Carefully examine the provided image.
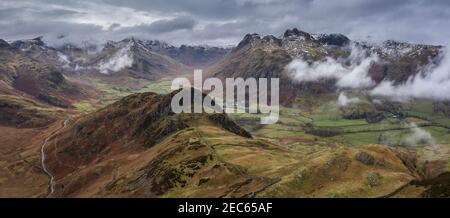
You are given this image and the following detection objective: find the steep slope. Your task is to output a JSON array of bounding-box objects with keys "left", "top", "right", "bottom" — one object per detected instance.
[
  {"left": 10, "top": 37, "right": 76, "bottom": 69},
  {"left": 38, "top": 89, "right": 423, "bottom": 197},
  {"left": 369, "top": 40, "right": 441, "bottom": 84},
  {"left": 0, "top": 39, "right": 92, "bottom": 109},
  {"left": 89, "top": 38, "right": 191, "bottom": 80},
  {"left": 142, "top": 40, "right": 231, "bottom": 67},
  {"left": 43, "top": 89, "right": 267, "bottom": 197},
  {"left": 0, "top": 38, "right": 99, "bottom": 131},
  {"left": 0, "top": 94, "right": 62, "bottom": 128},
  {"left": 208, "top": 28, "right": 441, "bottom": 105},
  {"left": 0, "top": 120, "right": 67, "bottom": 197},
  {"left": 10, "top": 37, "right": 229, "bottom": 73}
]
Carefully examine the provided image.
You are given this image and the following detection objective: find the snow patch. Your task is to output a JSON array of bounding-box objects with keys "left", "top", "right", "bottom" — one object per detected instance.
[
  {"left": 57, "top": 52, "right": 71, "bottom": 68},
  {"left": 97, "top": 45, "right": 134, "bottom": 74},
  {"left": 371, "top": 46, "right": 450, "bottom": 101},
  {"left": 286, "top": 43, "right": 378, "bottom": 89}
]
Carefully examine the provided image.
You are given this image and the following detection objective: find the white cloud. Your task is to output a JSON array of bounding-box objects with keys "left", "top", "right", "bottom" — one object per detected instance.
[
  {"left": 337, "top": 92, "right": 360, "bottom": 106},
  {"left": 286, "top": 43, "right": 378, "bottom": 89},
  {"left": 97, "top": 45, "right": 134, "bottom": 74},
  {"left": 403, "top": 123, "right": 435, "bottom": 146},
  {"left": 66, "top": 2, "right": 171, "bottom": 30},
  {"left": 371, "top": 46, "right": 450, "bottom": 101},
  {"left": 57, "top": 52, "right": 69, "bottom": 63}
]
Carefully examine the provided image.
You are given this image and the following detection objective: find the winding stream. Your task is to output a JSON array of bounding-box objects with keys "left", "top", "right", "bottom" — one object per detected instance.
[{"left": 40, "top": 119, "right": 68, "bottom": 197}]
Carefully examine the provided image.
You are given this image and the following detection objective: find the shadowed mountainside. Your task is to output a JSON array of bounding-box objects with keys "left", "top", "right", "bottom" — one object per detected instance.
[
  {"left": 39, "top": 89, "right": 423, "bottom": 197},
  {"left": 208, "top": 28, "right": 441, "bottom": 106}
]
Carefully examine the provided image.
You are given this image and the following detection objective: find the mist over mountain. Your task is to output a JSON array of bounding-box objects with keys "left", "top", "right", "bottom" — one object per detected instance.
[
  {"left": 1, "top": 0, "right": 450, "bottom": 199},
  {"left": 286, "top": 39, "right": 450, "bottom": 101},
  {"left": 286, "top": 43, "right": 379, "bottom": 89},
  {"left": 209, "top": 28, "right": 444, "bottom": 106},
  {"left": 4, "top": 26, "right": 448, "bottom": 105},
  {"left": 371, "top": 46, "right": 450, "bottom": 101}
]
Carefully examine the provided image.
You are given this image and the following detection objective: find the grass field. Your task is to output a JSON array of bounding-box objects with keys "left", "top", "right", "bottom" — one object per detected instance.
[
  {"left": 69, "top": 80, "right": 450, "bottom": 185},
  {"left": 230, "top": 94, "right": 450, "bottom": 150},
  {"left": 74, "top": 78, "right": 174, "bottom": 112}
]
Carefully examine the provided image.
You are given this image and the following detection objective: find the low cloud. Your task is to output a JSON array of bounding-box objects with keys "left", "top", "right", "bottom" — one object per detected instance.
[
  {"left": 371, "top": 46, "right": 450, "bottom": 101},
  {"left": 403, "top": 123, "right": 435, "bottom": 146},
  {"left": 56, "top": 51, "right": 71, "bottom": 68},
  {"left": 287, "top": 42, "right": 450, "bottom": 102},
  {"left": 97, "top": 45, "right": 134, "bottom": 74},
  {"left": 145, "top": 16, "right": 196, "bottom": 33},
  {"left": 337, "top": 92, "right": 361, "bottom": 106},
  {"left": 286, "top": 44, "right": 378, "bottom": 89}
]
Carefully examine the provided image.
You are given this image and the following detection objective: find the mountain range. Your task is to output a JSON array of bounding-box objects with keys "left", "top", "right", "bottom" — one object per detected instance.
[
  {"left": 209, "top": 28, "right": 441, "bottom": 105},
  {"left": 0, "top": 28, "right": 449, "bottom": 198}
]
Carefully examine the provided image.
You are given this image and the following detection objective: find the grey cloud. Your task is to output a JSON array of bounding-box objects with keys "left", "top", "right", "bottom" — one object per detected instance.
[
  {"left": 0, "top": 8, "right": 21, "bottom": 20},
  {"left": 0, "top": 20, "right": 105, "bottom": 46},
  {"left": 1, "top": 0, "right": 450, "bottom": 46},
  {"left": 144, "top": 16, "right": 197, "bottom": 33},
  {"left": 108, "top": 23, "right": 121, "bottom": 31},
  {"left": 104, "top": 0, "right": 249, "bottom": 20},
  {"left": 40, "top": 8, "right": 81, "bottom": 17}
]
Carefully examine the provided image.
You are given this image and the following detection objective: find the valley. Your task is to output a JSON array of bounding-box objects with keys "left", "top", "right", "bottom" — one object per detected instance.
[{"left": 0, "top": 28, "right": 449, "bottom": 198}]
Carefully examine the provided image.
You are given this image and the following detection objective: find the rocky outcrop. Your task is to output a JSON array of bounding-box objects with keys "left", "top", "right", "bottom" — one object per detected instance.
[
  {"left": 0, "top": 39, "right": 9, "bottom": 48},
  {"left": 355, "top": 151, "right": 375, "bottom": 165},
  {"left": 0, "top": 39, "right": 85, "bottom": 108},
  {"left": 316, "top": 33, "right": 350, "bottom": 46},
  {"left": 210, "top": 27, "right": 442, "bottom": 106},
  {"left": 283, "top": 28, "right": 314, "bottom": 41}
]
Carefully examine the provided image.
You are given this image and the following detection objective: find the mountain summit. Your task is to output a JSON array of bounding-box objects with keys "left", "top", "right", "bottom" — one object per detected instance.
[{"left": 210, "top": 27, "right": 441, "bottom": 105}]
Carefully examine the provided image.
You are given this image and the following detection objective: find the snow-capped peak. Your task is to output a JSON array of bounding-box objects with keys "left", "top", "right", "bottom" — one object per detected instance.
[{"left": 97, "top": 43, "right": 134, "bottom": 74}]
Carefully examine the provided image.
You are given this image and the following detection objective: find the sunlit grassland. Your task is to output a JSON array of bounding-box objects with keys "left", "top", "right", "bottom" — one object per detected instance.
[
  {"left": 403, "top": 101, "right": 450, "bottom": 126},
  {"left": 81, "top": 78, "right": 173, "bottom": 109},
  {"left": 231, "top": 95, "right": 450, "bottom": 150},
  {"left": 73, "top": 101, "right": 96, "bottom": 112},
  {"left": 0, "top": 94, "right": 66, "bottom": 117}
]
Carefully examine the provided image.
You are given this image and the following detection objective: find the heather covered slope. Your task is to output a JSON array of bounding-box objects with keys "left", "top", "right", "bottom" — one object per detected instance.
[
  {"left": 10, "top": 37, "right": 79, "bottom": 69},
  {"left": 0, "top": 39, "right": 97, "bottom": 129},
  {"left": 43, "top": 89, "right": 254, "bottom": 197},
  {"left": 0, "top": 94, "right": 62, "bottom": 128},
  {"left": 0, "top": 120, "right": 68, "bottom": 197},
  {"left": 89, "top": 38, "right": 192, "bottom": 79},
  {"left": 0, "top": 29, "right": 449, "bottom": 198},
  {"left": 0, "top": 39, "right": 92, "bottom": 109},
  {"left": 37, "top": 90, "right": 424, "bottom": 197}
]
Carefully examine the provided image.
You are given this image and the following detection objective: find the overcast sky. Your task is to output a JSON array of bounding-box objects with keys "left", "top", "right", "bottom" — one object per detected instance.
[{"left": 1, "top": 0, "right": 450, "bottom": 46}]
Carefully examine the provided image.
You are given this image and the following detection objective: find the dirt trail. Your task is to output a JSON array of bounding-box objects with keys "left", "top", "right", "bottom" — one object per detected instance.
[{"left": 40, "top": 119, "right": 69, "bottom": 197}]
